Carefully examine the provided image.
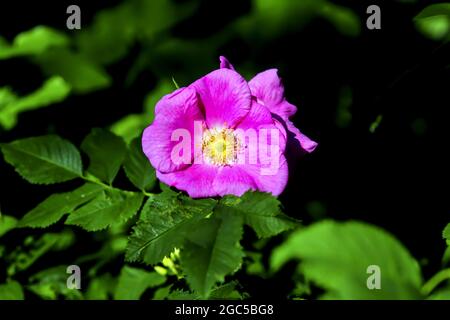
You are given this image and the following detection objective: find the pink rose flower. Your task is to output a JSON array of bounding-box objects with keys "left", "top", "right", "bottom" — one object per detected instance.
[{"left": 142, "top": 56, "right": 317, "bottom": 198}]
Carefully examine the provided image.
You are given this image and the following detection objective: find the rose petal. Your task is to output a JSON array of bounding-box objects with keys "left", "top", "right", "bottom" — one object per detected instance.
[
  {"left": 286, "top": 119, "right": 318, "bottom": 154},
  {"left": 249, "top": 69, "right": 297, "bottom": 119},
  {"left": 191, "top": 68, "right": 251, "bottom": 129},
  {"left": 219, "top": 56, "right": 235, "bottom": 70},
  {"left": 213, "top": 166, "right": 258, "bottom": 197},
  {"left": 236, "top": 100, "right": 287, "bottom": 160},
  {"left": 156, "top": 164, "right": 219, "bottom": 198},
  {"left": 142, "top": 87, "right": 205, "bottom": 173},
  {"left": 237, "top": 153, "right": 288, "bottom": 196}
]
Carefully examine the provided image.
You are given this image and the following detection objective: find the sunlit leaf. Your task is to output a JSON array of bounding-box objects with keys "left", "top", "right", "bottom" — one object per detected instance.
[
  {"left": 0, "top": 76, "right": 71, "bottom": 130},
  {"left": 271, "top": 220, "right": 423, "bottom": 299},
  {"left": 28, "top": 265, "right": 83, "bottom": 300},
  {"left": 319, "top": 3, "right": 361, "bottom": 37},
  {"left": 428, "top": 287, "right": 450, "bottom": 300},
  {"left": 0, "top": 26, "right": 69, "bottom": 60},
  {"left": 7, "top": 231, "right": 75, "bottom": 276},
  {"left": 369, "top": 114, "right": 383, "bottom": 133},
  {"left": 110, "top": 114, "right": 146, "bottom": 144},
  {"left": 444, "top": 223, "right": 450, "bottom": 245},
  {"left": 114, "top": 265, "right": 165, "bottom": 300},
  {"left": 414, "top": 4, "right": 450, "bottom": 41},
  {"left": 36, "top": 48, "right": 111, "bottom": 94},
  {"left": 0, "top": 280, "right": 24, "bottom": 300},
  {"left": 75, "top": 0, "right": 197, "bottom": 66},
  {"left": 85, "top": 273, "right": 116, "bottom": 300},
  {"left": 0, "top": 215, "right": 17, "bottom": 237}
]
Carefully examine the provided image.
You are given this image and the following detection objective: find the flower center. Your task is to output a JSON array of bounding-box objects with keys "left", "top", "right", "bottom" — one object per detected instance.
[{"left": 202, "top": 128, "right": 240, "bottom": 166}]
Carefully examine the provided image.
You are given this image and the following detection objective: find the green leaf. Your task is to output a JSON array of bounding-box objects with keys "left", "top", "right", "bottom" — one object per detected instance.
[
  {"left": 182, "top": 212, "right": 244, "bottom": 298},
  {"left": 369, "top": 114, "right": 383, "bottom": 133},
  {"left": 126, "top": 193, "right": 216, "bottom": 265},
  {"left": 153, "top": 285, "right": 172, "bottom": 300},
  {"left": 7, "top": 231, "right": 75, "bottom": 276},
  {"left": 167, "top": 289, "right": 198, "bottom": 300},
  {"left": 123, "top": 137, "right": 156, "bottom": 191},
  {"left": 271, "top": 220, "right": 423, "bottom": 299},
  {"left": 76, "top": 237, "right": 128, "bottom": 278},
  {"left": 81, "top": 128, "right": 127, "bottom": 184},
  {"left": 414, "top": 4, "right": 450, "bottom": 41},
  {"left": 444, "top": 223, "right": 450, "bottom": 245},
  {"left": 209, "top": 281, "right": 243, "bottom": 300},
  {"left": 0, "top": 26, "right": 69, "bottom": 60},
  {"left": 0, "top": 36, "right": 9, "bottom": 48},
  {"left": 86, "top": 274, "right": 116, "bottom": 300},
  {"left": 1, "top": 135, "right": 83, "bottom": 184},
  {"left": 240, "top": 0, "right": 359, "bottom": 40},
  {"left": 114, "top": 266, "right": 165, "bottom": 300},
  {"left": 319, "top": 3, "right": 361, "bottom": 37},
  {"left": 65, "top": 189, "right": 143, "bottom": 231},
  {"left": 28, "top": 265, "right": 83, "bottom": 300},
  {"left": 18, "top": 183, "right": 104, "bottom": 228},
  {"left": 110, "top": 80, "right": 173, "bottom": 141},
  {"left": 220, "top": 192, "right": 298, "bottom": 238},
  {"left": 75, "top": 0, "right": 197, "bottom": 66},
  {"left": 428, "top": 287, "right": 450, "bottom": 300},
  {"left": 0, "top": 76, "right": 71, "bottom": 130},
  {"left": 75, "top": 2, "right": 136, "bottom": 66},
  {"left": 166, "top": 282, "right": 244, "bottom": 300},
  {"left": 0, "top": 280, "right": 24, "bottom": 300},
  {"left": 246, "top": 252, "right": 266, "bottom": 277},
  {"left": 442, "top": 246, "right": 450, "bottom": 266},
  {"left": 0, "top": 87, "right": 17, "bottom": 110},
  {"left": 110, "top": 114, "right": 147, "bottom": 144},
  {"left": 0, "top": 215, "right": 17, "bottom": 237},
  {"left": 36, "top": 48, "right": 111, "bottom": 94}
]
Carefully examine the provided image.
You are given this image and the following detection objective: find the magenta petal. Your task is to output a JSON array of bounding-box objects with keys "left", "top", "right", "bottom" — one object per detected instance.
[
  {"left": 219, "top": 56, "right": 235, "bottom": 70},
  {"left": 237, "top": 99, "right": 274, "bottom": 130},
  {"left": 286, "top": 119, "right": 318, "bottom": 153},
  {"left": 249, "top": 69, "right": 297, "bottom": 119},
  {"left": 142, "top": 87, "right": 204, "bottom": 174},
  {"left": 213, "top": 166, "right": 258, "bottom": 197},
  {"left": 156, "top": 164, "right": 219, "bottom": 198},
  {"left": 237, "top": 154, "right": 288, "bottom": 196},
  {"left": 155, "top": 87, "right": 190, "bottom": 115},
  {"left": 191, "top": 68, "right": 251, "bottom": 129},
  {"left": 236, "top": 100, "right": 287, "bottom": 155}
]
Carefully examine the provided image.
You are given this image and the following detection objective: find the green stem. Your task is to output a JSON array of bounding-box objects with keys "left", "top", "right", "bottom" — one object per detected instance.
[
  {"left": 421, "top": 268, "right": 450, "bottom": 296},
  {"left": 142, "top": 191, "right": 154, "bottom": 198},
  {"left": 80, "top": 174, "right": 155, "bottom": 199},
  {"left": 80, "top": 174, "right": 113, "bottom": 190}
]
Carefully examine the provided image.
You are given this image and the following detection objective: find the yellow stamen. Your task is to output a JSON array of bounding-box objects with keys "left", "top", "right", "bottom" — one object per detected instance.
[{"left": 202, "top": 128, "right": 240, "bottom": 166}]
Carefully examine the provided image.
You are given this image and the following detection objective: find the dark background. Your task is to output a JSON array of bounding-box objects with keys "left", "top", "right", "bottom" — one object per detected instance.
[{"left": 0, "top": 0, "right": 449, "bottom": 298}]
